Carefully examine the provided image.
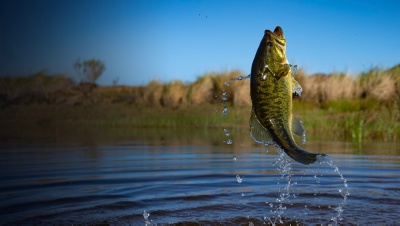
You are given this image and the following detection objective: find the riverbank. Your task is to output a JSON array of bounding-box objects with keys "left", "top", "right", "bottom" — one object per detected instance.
[
  {"left": 1, "top": 65, "right": 399, "bottom": 142},
  {"left": 0, "top": 100, "right": 398, "bottom": 142}
]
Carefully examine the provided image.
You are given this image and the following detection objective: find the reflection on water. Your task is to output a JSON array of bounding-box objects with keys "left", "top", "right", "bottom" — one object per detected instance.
[{"left": 0, "top": 126, "right": 399, "bottom": 225}]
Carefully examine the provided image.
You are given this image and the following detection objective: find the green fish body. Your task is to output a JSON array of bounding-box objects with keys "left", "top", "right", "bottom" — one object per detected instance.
[{"left": 250, "top": 26, "right": 324, "bottom": 165}]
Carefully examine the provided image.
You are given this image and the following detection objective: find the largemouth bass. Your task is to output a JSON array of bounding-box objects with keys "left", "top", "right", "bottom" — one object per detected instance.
[{"left": 250, "top": 26, "right": 325, "bottom": 165}]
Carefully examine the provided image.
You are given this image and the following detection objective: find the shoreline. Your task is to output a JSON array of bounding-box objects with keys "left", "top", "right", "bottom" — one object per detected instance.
[{"left": 1, "top": 102, "right": 398, "bottom": 142}]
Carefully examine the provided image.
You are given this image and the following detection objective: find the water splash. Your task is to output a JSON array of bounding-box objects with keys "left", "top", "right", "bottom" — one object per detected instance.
[
  {"left": 233, "top": 155, "right": 237, "bottom": 161},
  {"left": 236, "top": 175, "right": 243, "bottom": 183},
  {"left": 223, "top": 128, "right": 230, "bottom": 136},
  {"left": 289, "top": 64, "right": 298, "bottom": 75},
  {"left": 317, "top": 155, "right": 350, "bottom": 225},
  {"left": 231, "top": 74, "right": 251, "bottom": 81},
  {"left": 143, "top": 210, "right": 151, "bottom": 226},
  {"left": 265, "top": 148, "right": 294, "bottom": 225},
  {"left": 223, "top": 128, "right": 232, "bottom": 144},
  {"left": 221, "top": 106, "right": 228, "bottom": 116},
  {"left": 222, "top": 90, "right": 228, "bottom": 101},
  {"left": 262, "top": 148, "right": 349, "bottom": 225}
]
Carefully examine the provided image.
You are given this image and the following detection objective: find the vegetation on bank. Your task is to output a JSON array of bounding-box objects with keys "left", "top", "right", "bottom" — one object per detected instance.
[{"left": 0, "top": 64, "right": 399, "bottom": 142}]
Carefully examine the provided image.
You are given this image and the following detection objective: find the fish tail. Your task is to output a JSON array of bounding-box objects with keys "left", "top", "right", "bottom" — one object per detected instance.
[{"left": 284, "top": 147, "right": 325, "bottom": 165}]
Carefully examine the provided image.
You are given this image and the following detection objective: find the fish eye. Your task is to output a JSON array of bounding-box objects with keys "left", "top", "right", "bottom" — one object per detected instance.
[{"left": 267, "top": 42, "right": 272, "bottom": 47}]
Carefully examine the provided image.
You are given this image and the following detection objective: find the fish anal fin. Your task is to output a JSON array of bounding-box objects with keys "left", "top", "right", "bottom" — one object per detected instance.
[
  {"left": 292, "top": 117, "right": 306, "bottom": 144},
  {"left": 250, "top": 110, "right": 274, "bottom": 146},
  {"left": 291, "top": 77, "right": 303, "bottom": 96}
]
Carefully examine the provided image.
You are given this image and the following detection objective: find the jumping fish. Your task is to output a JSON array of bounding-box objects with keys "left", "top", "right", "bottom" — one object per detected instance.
[{"left": 250, "top": 26, "right": 325, "bottom": 165}]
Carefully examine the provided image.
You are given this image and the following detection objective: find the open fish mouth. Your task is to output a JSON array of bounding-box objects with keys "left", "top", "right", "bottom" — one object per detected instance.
[{"left": 265, "top": 26, "right": 286, "bottom": 46}]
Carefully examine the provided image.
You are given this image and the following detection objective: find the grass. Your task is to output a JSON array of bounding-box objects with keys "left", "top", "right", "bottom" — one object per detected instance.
[
  {"left": 1, "top": 65, "right": 399, "bottom": 142},
  {"left": 1, "top": 100, "right": 399, "bottom": 142}
]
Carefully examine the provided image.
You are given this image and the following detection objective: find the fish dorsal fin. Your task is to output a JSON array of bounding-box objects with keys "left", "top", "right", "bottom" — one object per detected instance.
[
  {"left": 250, "top": 110, "right": 275, "bottom": 146},
  {"left": 291, "top": 77, "right": 303, "bottom": 96},
  {"left": 292, "top": 117, "right": 306, "bottom": 144}
]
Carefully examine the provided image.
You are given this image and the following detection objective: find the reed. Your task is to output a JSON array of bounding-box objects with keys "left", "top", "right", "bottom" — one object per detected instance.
[
  {"left": 1, "top": 64, "right": 400, "bottom": 141},
  {"left": 162, "top": 80, "right": 187, "bottom": 108}
]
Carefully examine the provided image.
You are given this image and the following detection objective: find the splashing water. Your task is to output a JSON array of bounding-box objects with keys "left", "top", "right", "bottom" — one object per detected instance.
[
  {"left": 143, "top": 210, "right": 151, "bottom": 225},
  {"left": 289, "top": 64, "right": 298, "bottom": 75},
  {"left": 261, "top": 147, "right": 349, "bottom": 226},
  {"left": 223, "top": 128, "right": 230, "bottom": 136},
  {"left": 222, "top": 90, "right": 228, "bottom": 101},
  {"left": 231, "top": 74, "right": 251, "bottom": 82},
  {"left": 236, "top": 175, "right": 243, "bottom": 183},
  {"left": 264, "top": 148, "right": 294, "bottom": 225},
  {"left": 221, "top": 106, "right": 228, "bottom": 117},
  {"left": 317, "top": 155, "right": 350, "bottom": 225},
  {"left": 222, "top": 128, "right": 232, "bottom": 145}
]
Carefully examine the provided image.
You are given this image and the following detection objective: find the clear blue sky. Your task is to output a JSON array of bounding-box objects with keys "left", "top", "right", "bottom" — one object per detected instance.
[{"left": 1, "top": 0, "right": 399, "bottom": 85}]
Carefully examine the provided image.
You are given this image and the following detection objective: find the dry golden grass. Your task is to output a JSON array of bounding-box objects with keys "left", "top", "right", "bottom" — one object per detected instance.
[
  {"left": 142, "top": 80, "right": 163, "bottom": 106},
  {"left": 187, "top": 75, "right": 214, "bottom": 105},
  {"left": 162, "top": 81, "right": 187, "bottom": 108},
  {"left": 359, "top": 67, "right": 398, "bottom": 102},
  {"left": 296, "top": 71, "right": 359, "bottom": 103},
  {"left": 1, "top": 64, "right": 399, "bottom": 108}
]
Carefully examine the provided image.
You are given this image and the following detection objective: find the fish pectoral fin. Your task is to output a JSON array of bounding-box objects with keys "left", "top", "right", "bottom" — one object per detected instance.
[
  {"left": 276, "top": 63, "right": 291, "bottom": 78},
  {"left": 292, "top": 117, "right": 306, "bottom": 144},
  {"left": 249, "top": 110, "right": 274, "bottom": 145},
  {"left": 291, "top": 77, "right": 303, "bottom": 96}
]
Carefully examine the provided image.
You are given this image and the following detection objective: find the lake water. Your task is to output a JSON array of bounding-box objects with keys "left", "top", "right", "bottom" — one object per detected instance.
[{"left": 0, "top": 126, "right": 399, "bottom": 225}]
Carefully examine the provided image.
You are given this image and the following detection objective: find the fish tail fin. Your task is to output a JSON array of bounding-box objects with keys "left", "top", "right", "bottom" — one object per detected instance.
[{"left": 284, "top": 147, "right": 326, "bottom": 165}]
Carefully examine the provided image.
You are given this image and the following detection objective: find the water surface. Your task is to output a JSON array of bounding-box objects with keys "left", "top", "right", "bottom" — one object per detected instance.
[{"left": 0, "top": 126, "right": 399, "bottom": 225}]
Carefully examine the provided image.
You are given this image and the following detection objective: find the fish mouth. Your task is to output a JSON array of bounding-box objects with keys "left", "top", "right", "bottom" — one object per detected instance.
[{"left": 265, "top": 26, "right": 286, "bottom": 46}]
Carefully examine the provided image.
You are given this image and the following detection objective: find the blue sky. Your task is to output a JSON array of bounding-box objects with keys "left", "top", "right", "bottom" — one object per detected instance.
[{"left": 1, "top": 0, "right": 399, "bottom": 85}]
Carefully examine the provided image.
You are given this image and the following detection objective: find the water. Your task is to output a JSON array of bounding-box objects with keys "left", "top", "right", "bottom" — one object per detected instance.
[{"left": 0, "top": 126, "right": 399, "bottom": 225}]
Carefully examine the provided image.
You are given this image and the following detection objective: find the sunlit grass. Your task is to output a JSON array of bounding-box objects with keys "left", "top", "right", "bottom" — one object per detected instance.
[{"left": 1, "top": 65, "right": 399, "bottom": 142}]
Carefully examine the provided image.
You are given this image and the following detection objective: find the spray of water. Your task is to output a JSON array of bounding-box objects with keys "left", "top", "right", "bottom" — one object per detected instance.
[
  {"left": 263, "top": 150, "right": 349, "bottom": 225},
  {"left": 264, "top": 148, "right": 294, "bottom": 225},
  {"left": 143, "top": 210, "right": 151, "bottom": 225},
  {"left": 317, "top": 155, "right": 350, "bottom": 225}
]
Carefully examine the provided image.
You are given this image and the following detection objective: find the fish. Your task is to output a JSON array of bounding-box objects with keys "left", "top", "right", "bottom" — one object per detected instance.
[{"left": 249, "top": 26, "right": 325, "bottom": 165}]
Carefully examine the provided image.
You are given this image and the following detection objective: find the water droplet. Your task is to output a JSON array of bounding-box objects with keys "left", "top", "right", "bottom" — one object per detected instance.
[
  {"left": 143, "top": 210, "right": 151, "bottom": 225},
  {"left": 226, "top": 139, "right": 233, "bottom": 145},
  {"left": 221, "top": 106, "right": 227, "bottom": 116},
  {"left": 143, "top": 210, "right": 150, "bottom": 220},
  {"left": 233, "top": 156, "right": 237, "bottom": 161},
  {"left": 302, "top": 134, "right": 306, "bottom": 144},
  {"left": 290, "top": 64, "right": 298, "bottom": 75},
  {"left": 223, "top": 128, "right": 230, "bottom": 136},
  {"left": 237, "top": 76, "right": 243, "bottom": 80},
  {"left": 242, "top": 193, "right": 245, "bottom": 196},
  {"left": 224, "top": 81, "right": 230, "bottom": 86},
  {"left": 236, "top": 175, "right": 243, "bottom": 183}
]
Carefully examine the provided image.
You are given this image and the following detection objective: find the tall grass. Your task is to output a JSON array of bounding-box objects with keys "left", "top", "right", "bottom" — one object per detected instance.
[{"left": 1, "top": 64, "right": 399, "bottom": 141}]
